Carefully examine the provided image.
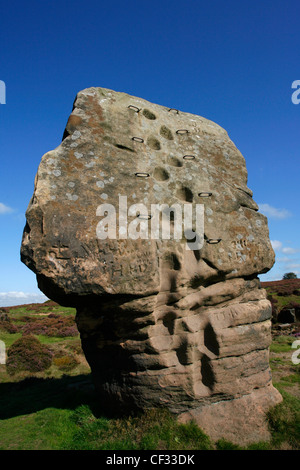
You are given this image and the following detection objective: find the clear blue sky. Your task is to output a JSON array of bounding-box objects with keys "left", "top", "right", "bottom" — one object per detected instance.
[{"left": 0, "top": 0, "right": 299, "bottom": 306}]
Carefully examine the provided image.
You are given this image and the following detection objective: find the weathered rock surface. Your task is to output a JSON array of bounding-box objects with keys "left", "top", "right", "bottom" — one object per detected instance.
[{"left": 21, "top": 87, "right": 282, "bottom": 444}]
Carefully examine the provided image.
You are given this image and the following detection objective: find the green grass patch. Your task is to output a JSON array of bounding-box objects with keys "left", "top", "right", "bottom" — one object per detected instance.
[
  {"left": 267, "top": 387, "right": 300, "bottom": 449},
  {"left": 6, "top": 305, "right": 76, "bottom": 321},
  {"left": 0, "top": 408, "right": 75, "bottom": 450},
  {"left": 215, "top": 439, "right": 242, "bottom": 450},
  {"left": 279, "top": 373, "right": 300, "bottom": 386},
  {"left": 269, "top": 293, "right": 300, "bottom": 310},
  {"left": 0, "top": 377, "right": 213, "bottom": 451},
  {"left": 0, "top": 331, "right": 22, "bottom": 348},
  {"left": 60, "top": 407, "right": 213, "bottom": 451},
  {"left": 35, "top": 334, "right": 80, "bottom": 345},
  {"left": 270, "top": 335, "right": 294, "bottom": 353},
  {"left": 270, "top": 357, "right": 287, "bottom": 366}
]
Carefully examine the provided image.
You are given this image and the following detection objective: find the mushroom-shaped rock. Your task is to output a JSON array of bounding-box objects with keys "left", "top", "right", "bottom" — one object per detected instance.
[{"left": 21, "top": 87, "right": 281, "bottom": 445}]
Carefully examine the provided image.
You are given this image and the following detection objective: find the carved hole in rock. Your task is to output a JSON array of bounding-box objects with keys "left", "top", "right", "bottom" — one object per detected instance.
[
  {"left": 189, "top": 275, "right": 203, "bottom": 289},
  {"left": 176, "top": 339, "right": 189, "bottom": 365},
  {"left": 201, "top": 355, "right": 215, "bottom": 390},
  {"left": 167, "top": 156, "right": 183, "bottom": 167},
  {"left": 162, "top": 311, "right": 177, "bottom": 335},
  {"left": 114, "top": 144, "right": 135, "bottom": 152},
  {"left": 170, "top": 275, "right": 177, "bottom": 292},
  {"left": 204, "top": 323, "right": 219, "bottom": 356},
  {"left": 160, "top": 125, "right": 173, "bottom": 140},
  {"left": 147, "top": 136, "right": 161, "bottom": 150},
  {"left": 176, "top": 186, "right": 193, "bottom": 202},
  {"left": 153, "top": 167, "right": 170, "bottom": 181},
  {"left": 142, "top": 109, "right": 157, "bottom": 120},
  {"left": 193, "top": 249, "right": 201, "bottom": 262},
  {"left": 161, "top": 252, "right": 181, "bottom": 271}
]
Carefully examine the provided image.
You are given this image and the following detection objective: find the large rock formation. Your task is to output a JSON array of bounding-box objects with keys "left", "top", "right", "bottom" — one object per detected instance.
[{"left": 21, "top": 87, "right": 282, "bottom": 445}]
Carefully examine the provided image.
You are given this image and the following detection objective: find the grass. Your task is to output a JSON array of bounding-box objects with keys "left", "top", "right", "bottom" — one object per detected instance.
[
  {"left": 0, "top": 372, "right": 213, "bottom": 450},
  {"left": 0, "top": 298, "right": 299, "bottom": 450},
  {"left": 61, "top": 407, "right": 213, "bottom": 450},
  {"left": 0, "top": 404, "right": 213, "bottom": 451},
  {"left": 267, "top": 387, "right": 300, "bottom": 450},
  {"left": 0, "top": 375, "right": 297, "bottom": 450},
  {"left": 270, "top": 335, "right": 295, "bottom": 353},
  {"left": 268, "top": 293, "right": 300, "bottom": 310},
  {"left": 0, "top": 408, "right": 74, "bottom": 450},
  {"left": 0, "top": 330, "right": 22, "bottom": 348},
  {"left": 3, "top": 304, "right": 76, "bottom": 321}
]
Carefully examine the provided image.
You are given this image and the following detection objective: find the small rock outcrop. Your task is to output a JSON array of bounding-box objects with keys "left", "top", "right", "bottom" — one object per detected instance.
[{"left": 21, "top": 87, "right": 282, "bottom": 445}]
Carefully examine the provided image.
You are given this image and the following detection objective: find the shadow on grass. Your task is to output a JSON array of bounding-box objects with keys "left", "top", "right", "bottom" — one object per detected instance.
[{"left": 0, "top": 374, "right": 113, "bottom": 421}]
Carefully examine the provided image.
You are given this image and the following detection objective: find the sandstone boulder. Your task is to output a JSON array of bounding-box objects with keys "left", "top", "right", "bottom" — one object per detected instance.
[{"left": 21, "top": 87, "right": 282, "bottom": 445}]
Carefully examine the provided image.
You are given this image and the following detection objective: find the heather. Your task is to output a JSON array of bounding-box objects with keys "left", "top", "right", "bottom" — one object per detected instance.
[
  {"left": 17, "top": 314, "right": 78, "bottom": 337},
  {"left": 6, "top": 335, "right": 53, "bottom": 375},
  {"left": 0, "top": 303, "right": 78, "bottom": 338},
  {"left": 261, "top": 279, "right": 300, "bottom": 297}
]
